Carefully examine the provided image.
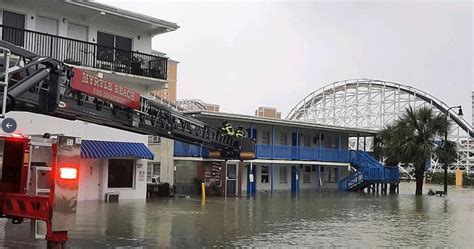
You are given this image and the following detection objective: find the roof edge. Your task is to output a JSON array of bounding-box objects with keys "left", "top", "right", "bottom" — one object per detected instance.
[{"left": 68, "top": 1, "right": 180, "bottom": 32}]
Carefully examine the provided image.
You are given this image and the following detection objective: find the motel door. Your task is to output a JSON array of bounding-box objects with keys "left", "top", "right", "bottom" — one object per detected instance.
[{"left": 226, "top": 163, "right": 237, "bottom": 197}]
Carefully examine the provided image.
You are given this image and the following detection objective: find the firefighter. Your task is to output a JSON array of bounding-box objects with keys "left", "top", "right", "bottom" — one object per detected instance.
[
  {"left": 222, "top": 120, "right": 235, "bottom": 136},
  {"left": 235, "top": 126, "right": 245, "bottom": 138}
]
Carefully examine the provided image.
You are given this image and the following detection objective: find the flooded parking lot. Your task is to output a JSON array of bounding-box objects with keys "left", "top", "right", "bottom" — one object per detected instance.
[{"left": 0, "top": 183, "right": 473, "bottom": 248}]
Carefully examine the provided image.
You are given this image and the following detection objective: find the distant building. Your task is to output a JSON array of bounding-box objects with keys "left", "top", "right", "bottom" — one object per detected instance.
[
  {"left": 204, "top": 103, "right": 220, "bottom": 112},
  {"left": 255, "top": 107, "right": 281, "bottom": 119},
  {"left": 151, "top": 50, "right": 178, "bottom": 102},
  {"left": 177, "top": 99, "right": 220, "bottom": 112}
]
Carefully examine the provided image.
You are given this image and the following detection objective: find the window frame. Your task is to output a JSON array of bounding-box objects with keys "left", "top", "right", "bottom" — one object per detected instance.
[
  {"left": 260, "top": 165, "right": 269, "bottom": 183},
  {"left": 1, "top": 10, "right": 26, "bottom": 46},
  {"left": 147, "top": 162, "right": 161, "bottom": 183},
  {"left": 261, "top": 130, "right": 270, "bottom": 145},
  {"left": 96, "top": 31, "right": 133, "bottom": 63},
  {"left": 279, "top": 166, "right": 287, "bottom": 183},
  {"left": 107, "top": 158, "right": 136, "bottom": 189},
  {"left": 279, "top": 132, "right": 287, "bottom": 145},
  {"left": 303, "top": 166, "right": 311, "bottom": 183}
]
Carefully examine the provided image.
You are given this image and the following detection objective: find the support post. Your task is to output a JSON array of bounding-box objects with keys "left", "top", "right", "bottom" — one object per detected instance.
[
  {"left": 363, "top": 136, "right": 366, "bottom": 151},
  {"left": 318, "top": 165, "right": 321, "bottom": 190},
  {"left": 356, "top": 135, "right": 360, "bottom": 150},
  {"left": 271, "top": 163, "right": 274, "bottom": 193}
]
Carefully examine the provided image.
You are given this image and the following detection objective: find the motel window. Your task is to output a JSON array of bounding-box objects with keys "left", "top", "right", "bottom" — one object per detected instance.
[
  {"left": 2, "top": 11, "right": 25, "bottom": 46},
  {"left": 147, "top": 162, "right": 160, "bottom": 183},
  {"left": 261, "top": 166, "right": 269, "bottom": 183},
  {"left": 280, "top": 132, "right": 287, "bottom": 145},
  {"left": 303, "top": 166, "right": 311, "bottom": 183},
  {"left": 327, "top": 167, "right": 337, "bottom": 183},
  {"left": 261, "top": 131, "right": 270, "bottom": 144},
  {"left": 148, "top": 135, "right": 161, "bottom": 144},
  {"left": 97, "top": 32, "right": 132, "bottom": 63},
  {"left": 108, "top": 159, "right": 134, "bottom": 188},
  {"left": 279, "top": 166, "right": 287, "bottom": 183},
  {"left": 303, "top": 135, "right": 311, "bottom": 147}
]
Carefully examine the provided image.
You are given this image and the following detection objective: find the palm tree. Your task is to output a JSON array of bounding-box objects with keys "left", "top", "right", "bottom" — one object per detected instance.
[{"left": 380, "top": 106, "right": 452, "bottom": 195}]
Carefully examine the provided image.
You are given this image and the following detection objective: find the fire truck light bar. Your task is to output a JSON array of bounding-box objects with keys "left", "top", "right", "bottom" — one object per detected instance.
[{"left": 59, "top": 167, "right": 78, "bottom": 180}]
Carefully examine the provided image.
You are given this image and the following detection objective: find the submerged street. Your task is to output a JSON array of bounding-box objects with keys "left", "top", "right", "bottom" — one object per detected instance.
[{"left": 0, "top": 183, "right": 472, "bottom": 248}]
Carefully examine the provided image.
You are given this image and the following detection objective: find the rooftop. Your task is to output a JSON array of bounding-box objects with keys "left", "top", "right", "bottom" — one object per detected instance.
[{"left": 186, "top": 111, "right": 378, "bottom": 136}]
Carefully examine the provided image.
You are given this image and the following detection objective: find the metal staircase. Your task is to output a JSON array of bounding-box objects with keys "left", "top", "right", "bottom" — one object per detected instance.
[{"left": 338, "top": 150, "right": 400, "bottom": 192}]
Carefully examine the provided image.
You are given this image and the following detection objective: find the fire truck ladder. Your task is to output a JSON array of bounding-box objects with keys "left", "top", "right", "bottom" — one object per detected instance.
[
  {"left": 0, "top": 46, "right": 11, "bottom": 118},
  {"left": 0, "top": 40, "right": 254, "bottom": 159}
]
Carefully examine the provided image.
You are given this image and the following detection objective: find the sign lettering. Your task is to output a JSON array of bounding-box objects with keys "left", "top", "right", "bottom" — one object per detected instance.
[{"left": 70, "top": 68, "right": 141, "bottom": 109}]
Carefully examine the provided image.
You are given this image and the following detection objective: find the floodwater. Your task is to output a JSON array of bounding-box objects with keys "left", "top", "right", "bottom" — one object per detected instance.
[{"left": 0, "top": 183, "right": 473, "bottom": 248}]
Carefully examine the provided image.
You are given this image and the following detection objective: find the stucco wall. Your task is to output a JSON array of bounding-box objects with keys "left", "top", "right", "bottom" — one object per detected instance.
[{"left": 148, "top": 137, "right": 175, "bottom": 185}]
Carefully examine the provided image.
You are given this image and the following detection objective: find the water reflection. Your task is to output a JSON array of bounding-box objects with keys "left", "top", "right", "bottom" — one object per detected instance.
[{"left": 0, "top": 183, "right": 472, "bottom": 248}]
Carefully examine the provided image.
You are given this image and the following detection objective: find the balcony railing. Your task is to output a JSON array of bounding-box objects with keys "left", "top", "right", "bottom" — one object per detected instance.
[
  {"left": 0, "top": 25, "right": 167, "bottom": 80},
  {"left": 253, "top": 144, "right": 350, "bottom": 163},
  {"left": 174, "top": 141, "right": 209, "bottom": 157},
  {"left": 173, "top": 142, "right": 349, "bottom": 163}
]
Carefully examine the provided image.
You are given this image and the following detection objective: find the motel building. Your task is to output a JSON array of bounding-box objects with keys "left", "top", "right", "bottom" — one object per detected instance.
[
  {"left": 1, "top": 0, "right": 179, "bottom": 201},
  {"left": 172, "top": 111, "right": 377, "bottom": 197}
]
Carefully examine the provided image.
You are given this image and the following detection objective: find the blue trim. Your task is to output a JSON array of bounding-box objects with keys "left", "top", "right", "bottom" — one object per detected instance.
[
  {"left": 291, "top": 166, "right": 299, "bottom": 193},
  {"left": 247, "top": 165, "right": 256, "bottom": 196},
  {"left": 271, "top": 125, "right": 275, "bottom": 159},
  {"left": 81, "top": 140, "right": 154, "bottom": 160}
]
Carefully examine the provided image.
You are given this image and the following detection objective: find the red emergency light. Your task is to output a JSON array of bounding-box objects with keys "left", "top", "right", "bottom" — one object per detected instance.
[{"left": 59, "top": 167, "right": 78, "bottom": 180}]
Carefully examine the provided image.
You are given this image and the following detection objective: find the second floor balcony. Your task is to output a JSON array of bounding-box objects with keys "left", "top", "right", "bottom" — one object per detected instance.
[
  {"left": 174, "top": 141, "right": 350, "bottom": 163},
  {"left": 0, "top": 25, "right": 168, "bottom": 81}
]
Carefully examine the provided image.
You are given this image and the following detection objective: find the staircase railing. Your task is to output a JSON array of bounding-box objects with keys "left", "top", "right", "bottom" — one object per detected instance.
[{"left": 339, "top": 150, "right": 400, "bottom": 191}]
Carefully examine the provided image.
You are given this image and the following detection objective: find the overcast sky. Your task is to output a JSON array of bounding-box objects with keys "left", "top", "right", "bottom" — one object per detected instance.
[{"left": 99, "top": 0, "right": 473, "bottom": 123}]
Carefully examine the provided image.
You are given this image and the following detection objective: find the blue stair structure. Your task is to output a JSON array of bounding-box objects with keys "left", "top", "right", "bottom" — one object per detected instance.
[{"left": 338, "top": 150, "right": 400, "bottom": 192}]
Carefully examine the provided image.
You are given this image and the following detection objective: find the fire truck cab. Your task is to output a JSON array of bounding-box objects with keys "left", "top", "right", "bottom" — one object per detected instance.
[{"left": 0, "top": 134, "right": 81, "bottom": 248}]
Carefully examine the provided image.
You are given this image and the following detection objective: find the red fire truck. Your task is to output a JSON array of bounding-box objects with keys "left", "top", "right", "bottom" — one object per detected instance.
[{"left": 0, "top": 40, "right": 255, "bottom": 248}]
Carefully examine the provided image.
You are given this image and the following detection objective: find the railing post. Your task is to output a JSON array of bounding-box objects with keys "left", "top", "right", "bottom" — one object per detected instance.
[
  {"left": 93, "top": 45, "right": 97, "bottom": 68},
  {"left": 49, "top": 35, "right": 53, "bottom": 57}
]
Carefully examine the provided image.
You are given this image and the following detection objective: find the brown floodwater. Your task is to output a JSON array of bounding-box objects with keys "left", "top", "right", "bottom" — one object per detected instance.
[{"left": 0, "top": 182, "right": 473, "bottom": 248}]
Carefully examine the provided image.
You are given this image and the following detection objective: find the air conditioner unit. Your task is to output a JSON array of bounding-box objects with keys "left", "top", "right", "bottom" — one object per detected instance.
[
  {"left": 148, "top": 135, "right": 161, "bottom": 144},
  {"left": 105, "top": 192, "right": 119, "bottom": 202}
]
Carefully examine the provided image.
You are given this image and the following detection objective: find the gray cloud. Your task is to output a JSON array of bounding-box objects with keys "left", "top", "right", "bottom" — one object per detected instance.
[{"left": 98, "top": 0, "right": 473, "bottom": 124}]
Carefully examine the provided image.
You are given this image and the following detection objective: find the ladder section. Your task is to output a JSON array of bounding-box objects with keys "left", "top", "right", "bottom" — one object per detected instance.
[{"left": 0, "top": 47, "right": 10, "bottom": 118}]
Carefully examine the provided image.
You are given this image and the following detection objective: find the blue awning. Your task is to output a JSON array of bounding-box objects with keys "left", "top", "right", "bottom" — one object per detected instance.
[{"left": 81, "top": 140, "right": 154, "bottom": 160}]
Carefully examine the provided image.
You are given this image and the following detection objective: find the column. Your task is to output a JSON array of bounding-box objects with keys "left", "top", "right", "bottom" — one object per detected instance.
[
  {"left": 318, "top": 165, "right": 321, "bottom": 190},
  {"left": 363, "top": 136, "right": 366, "bottom": 151},
  {"left": 271, "top": 163, "right": 274, "bottom": 193}
]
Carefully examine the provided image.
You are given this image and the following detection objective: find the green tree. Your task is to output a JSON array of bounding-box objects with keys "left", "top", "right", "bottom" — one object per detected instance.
[{"left": 380, "top": 106, "right": 451, "bottom": 195}]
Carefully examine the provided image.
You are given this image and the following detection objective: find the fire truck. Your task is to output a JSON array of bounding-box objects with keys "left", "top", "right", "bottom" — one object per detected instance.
[{"left": 0, "top": 40, "right": 255, "bottom": 248}]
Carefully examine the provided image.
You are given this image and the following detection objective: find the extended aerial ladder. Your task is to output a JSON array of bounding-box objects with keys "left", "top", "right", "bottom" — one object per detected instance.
[
  {"left": 0, "top": 40, "right": 255, "bottom": 248},
  {"left": 0, "top": 39, "right": 255, "bottom": 158}
]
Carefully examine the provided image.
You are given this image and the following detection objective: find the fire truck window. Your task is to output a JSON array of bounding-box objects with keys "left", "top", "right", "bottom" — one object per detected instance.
[{"left": 108, "top": 159, "right": 134, "bottom": 188}]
